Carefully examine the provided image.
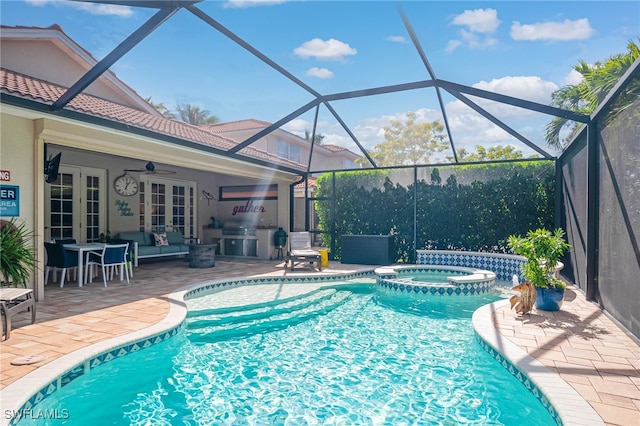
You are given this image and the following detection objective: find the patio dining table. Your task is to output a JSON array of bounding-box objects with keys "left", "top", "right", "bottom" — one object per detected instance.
[{"left": 63, "top": 243, "right": 106, "bottom": 287}]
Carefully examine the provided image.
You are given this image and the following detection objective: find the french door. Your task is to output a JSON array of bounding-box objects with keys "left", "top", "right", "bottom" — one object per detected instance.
[
  {"left": 45, "top": 165, "right": 107, "bottom": 243},
  {"left": 139, "top": 176, "right": 196, "bottom": 238}
]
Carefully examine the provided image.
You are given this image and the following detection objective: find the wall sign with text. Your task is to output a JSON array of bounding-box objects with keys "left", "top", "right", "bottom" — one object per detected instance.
[{"left": 0, "top": 185, "right": 20, "bottom": 217}]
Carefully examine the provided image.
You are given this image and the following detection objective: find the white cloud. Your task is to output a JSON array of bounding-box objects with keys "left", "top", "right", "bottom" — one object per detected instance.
[
  {"left": 447, "top": 9, "right": 500, "bottom": 52},
  {"left": 451, "top": 8, "right": 501, "bottom": 33},
  {"left": 445, "top": 40, "right": 462, "bottom": 53},
  {"left": 460, "top": 29, "right": 498, "bottom": 49},
  {"left": 511, "top": 18, "right": 594, "bottom": 41},
  {"left": 563, "top": 68, "right": 584, "bottom": 86},
  {"left": 306, "top": 67, "right": 334, "bottom": 79},
  {"left": 27, "top": 0, "right": 133, "bottom": 16},
  {"left": 473, "top": 76, "right": 558, "bottom": 105},
  {"left": 224, "top": 0, "right": 286, "bottom": 8},
  {"left": 440, "top": 76, "right": 560, "bottom": 152},
  {"left": 294, "top": 38, "right": 357, "bottom": 61},
  {"left": 281, "top": 118, "right": 309, "bottom": 135},
  {"left": 387, "top": 35, "right": 407, "bottom": 43}
]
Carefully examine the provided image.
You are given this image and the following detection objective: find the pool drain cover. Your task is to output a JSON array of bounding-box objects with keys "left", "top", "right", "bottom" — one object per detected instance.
[{"left": 11, "top": 354, "right": 48, "bottom": 366}]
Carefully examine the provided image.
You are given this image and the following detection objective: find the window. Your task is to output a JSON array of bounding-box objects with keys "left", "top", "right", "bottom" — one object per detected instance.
[{"left": 276, "top": 140, "right": 301, "bottom": 163}]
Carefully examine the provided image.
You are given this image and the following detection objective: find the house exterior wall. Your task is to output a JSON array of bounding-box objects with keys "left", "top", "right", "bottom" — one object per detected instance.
[
  {"left": 1, "top": 112, "right": 44, "bottom": 299},
  {"left": 1, "top": 38, "right": 147, "bottom": 111}
]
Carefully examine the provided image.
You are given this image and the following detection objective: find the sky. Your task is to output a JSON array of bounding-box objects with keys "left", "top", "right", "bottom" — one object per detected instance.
[{"left": 1, "top": 0, "right": 638, "bottom": 160}]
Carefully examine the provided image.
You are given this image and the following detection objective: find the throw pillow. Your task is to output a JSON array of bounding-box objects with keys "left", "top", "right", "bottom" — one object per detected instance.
[{"left": 153, "top": 232, "right": 169, "bottom": 247}]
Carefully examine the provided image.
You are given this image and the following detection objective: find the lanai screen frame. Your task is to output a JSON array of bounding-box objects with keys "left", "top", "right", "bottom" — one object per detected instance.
[
  {"left": 4, "top": 0, "right": 639, "bottom": 336},
  {"left": 46, "top": 0, "right": 589, "bottom": 175}
]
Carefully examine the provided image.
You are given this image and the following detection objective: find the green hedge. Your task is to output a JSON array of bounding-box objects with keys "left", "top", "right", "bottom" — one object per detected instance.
[{"left": 315, "top": 161, "right": 555, "bottom": 262}]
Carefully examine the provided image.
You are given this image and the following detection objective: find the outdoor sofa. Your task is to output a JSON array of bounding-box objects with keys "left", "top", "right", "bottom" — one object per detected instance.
[{"left": 116, "top": 231, "right": 192, "bottom": 266}]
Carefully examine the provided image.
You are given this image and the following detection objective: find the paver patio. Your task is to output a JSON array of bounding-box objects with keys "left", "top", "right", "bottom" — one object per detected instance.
[{"left": 1, "top": 258, "right": 638, "bottom": 425}]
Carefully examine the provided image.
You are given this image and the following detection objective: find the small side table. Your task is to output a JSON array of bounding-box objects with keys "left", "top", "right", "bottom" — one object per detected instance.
[
  {"left": 189, "top": 244, "right": 217, "bottom": 268},
  {"left": 1, "top": 288, "right": 36, "bottom": 341}
]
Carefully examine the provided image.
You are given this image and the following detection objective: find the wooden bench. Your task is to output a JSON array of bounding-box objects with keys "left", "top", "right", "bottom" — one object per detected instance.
[{"left": 1, "top": 288, "right": 36, "bottom": 340}]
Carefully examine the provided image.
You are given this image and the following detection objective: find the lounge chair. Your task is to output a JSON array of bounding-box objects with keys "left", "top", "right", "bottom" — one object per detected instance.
[{"left": 287, "top": 231, "right": 322, "bottom": 272}]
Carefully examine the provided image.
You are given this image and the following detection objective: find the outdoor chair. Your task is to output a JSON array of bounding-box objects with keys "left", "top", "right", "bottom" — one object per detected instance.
[
  {"left": 54, "top": 238, "right": 77, "bottom": 244},
  {"left": 111, "top": 238, "right": 135, "bottom": 278},
  {"left": 44, "top": 242, "right": 78, "bottom": 288},
  {"left": 287, "top": 231, "right": 322, "bottom": 272},
  {"left": 84, "top": 243, "right": 130, "bottom": 287}
]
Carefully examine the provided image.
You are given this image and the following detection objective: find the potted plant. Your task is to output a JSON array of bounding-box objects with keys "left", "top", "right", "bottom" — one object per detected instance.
[
  {"left": 0, "top": 218, "right": 37, "bottom": 287},
  {"left": 507, "top": 228, "right": 571, "bottom": 311}
]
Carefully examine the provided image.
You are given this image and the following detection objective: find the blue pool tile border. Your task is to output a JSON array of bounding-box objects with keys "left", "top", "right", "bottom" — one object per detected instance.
[
  {"left": 417, "top": 250, "right": 525, "bottom": 281},
  {"left": 475, "top": 334, "right": 562, "bottom": 425},
  {"left": 10, "top": 323, "right": 185, "bottom": 425},
  {"left": 7, "top": 272, "right": 376, "bottom": 425}
]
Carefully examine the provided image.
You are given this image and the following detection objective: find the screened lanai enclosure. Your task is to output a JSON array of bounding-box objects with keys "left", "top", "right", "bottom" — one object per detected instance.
[{"left": 2, "top": 2, "right": 638, "bottom": 336}]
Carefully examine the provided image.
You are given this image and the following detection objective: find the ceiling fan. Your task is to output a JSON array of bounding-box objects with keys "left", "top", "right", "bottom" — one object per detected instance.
[{"left": 124, "top": 161, "right": 176, "bottom": 175}]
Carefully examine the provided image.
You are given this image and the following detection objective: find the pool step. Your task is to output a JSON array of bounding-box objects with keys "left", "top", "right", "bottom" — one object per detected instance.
[
  {"left": 186, "top": 290, "right": 350, "bottom": 342},
  {"left": 187, "top": 288, "right": 338, "bottom": 327}
]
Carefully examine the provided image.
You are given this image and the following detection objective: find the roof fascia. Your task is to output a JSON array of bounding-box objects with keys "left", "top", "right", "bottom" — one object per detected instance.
[{"left": 2, "top": 93, "right": 305, "bottom": 175}]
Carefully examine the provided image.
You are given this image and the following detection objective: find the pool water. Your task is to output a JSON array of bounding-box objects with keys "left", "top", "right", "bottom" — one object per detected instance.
[
  {"left": 20, "top": 285, "right": 556, "bottom": 425},
  {"left": 400, "top": 271, "right": 466, "bottom": 284}
]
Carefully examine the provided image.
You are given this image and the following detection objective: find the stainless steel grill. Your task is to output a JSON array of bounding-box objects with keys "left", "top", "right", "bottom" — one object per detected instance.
[{"left": 222, "top": 222, "right": 256, "bottom": 236}]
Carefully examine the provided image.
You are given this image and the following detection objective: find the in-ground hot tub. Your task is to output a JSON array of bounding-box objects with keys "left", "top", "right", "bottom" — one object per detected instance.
[{"left": 375, "top": 265, "right": 496, "bottom": 295}]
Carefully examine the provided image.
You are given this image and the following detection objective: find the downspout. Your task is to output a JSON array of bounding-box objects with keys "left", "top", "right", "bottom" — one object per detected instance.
[{"left": 289, "top": 175, "right": 306, "bottom": 233}]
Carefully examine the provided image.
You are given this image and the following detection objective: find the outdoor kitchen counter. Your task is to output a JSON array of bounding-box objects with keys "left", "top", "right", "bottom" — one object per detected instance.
[{"left": 201, "top": 227, "right": 276, "bottom": 259}]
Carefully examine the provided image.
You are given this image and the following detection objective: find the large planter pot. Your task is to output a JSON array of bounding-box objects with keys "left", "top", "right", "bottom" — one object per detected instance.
[{"left": 535, "top": 287, "right": 565, "bottom": 311}]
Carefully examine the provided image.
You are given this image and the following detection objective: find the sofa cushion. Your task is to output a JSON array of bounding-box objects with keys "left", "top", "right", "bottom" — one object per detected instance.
[
  {"left": 138, "top": 245, "right": 161, "bottom": 257},
  {"left": 153, "top": 232, "right": 169, "bottom": 247},
  {"left": 159, "top": 245, "right": 183, "bottom": 254},
  {"left": 118, "top": 231, "right": 153, "bottom": 247},
  {"left": 165, "top": 231, "right": 185, "bottom": 245}
]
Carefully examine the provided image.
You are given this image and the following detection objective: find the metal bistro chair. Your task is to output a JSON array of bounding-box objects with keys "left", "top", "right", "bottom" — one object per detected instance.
[
  {"left": 54, "top": 238, "right": 77, "bottom": 245},
  {"left": 84, "top": 243, "right": 130, "bottom": 287},
  {"left": 44, "top": 242, "right": 79, "bottom": 288},
  {"left": 111, "top": 238, "right": 134, "bottom": 278}
]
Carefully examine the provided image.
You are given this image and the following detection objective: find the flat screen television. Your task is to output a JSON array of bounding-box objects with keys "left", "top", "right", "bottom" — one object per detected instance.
[{"left": 45, "top": 152, "right": 61, "bottom": 183}]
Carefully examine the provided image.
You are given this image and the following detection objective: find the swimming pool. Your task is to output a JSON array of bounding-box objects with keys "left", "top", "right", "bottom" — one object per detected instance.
[{"left": 16, "top": 283, "right": 557, "bottom": 425}]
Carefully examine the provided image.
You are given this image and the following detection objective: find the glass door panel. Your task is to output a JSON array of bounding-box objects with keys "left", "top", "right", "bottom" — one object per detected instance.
[
  {"left": 45, "top": 165, "right": 106, "bottom": 243},
  {"left": 141, "top": 177, "right": 196, "bottom": 237}
]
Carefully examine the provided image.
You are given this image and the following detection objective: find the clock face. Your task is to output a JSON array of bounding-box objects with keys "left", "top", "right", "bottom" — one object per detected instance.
[{"left": 113, "top": 173, "right": 139, "bottom": 196}]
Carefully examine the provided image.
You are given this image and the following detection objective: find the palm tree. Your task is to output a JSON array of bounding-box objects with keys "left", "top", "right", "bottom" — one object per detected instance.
[
  {"left": 144, "top": 97, "right": 176, "bottom": 119},
  {"left": 545, "top": 39, "right": 639, "bottom": 150},
  {"left": 175, "top": 103, "right": 220, "bottom": 126},
  {"left": 304, "top": 129, "right": 325, "bottom": 144}
]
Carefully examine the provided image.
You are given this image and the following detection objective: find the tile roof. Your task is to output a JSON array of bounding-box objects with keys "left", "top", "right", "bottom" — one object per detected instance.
[
  {"left": 200, "top": 119, "right": 272, "bottom": 133},
  {"left": 0, "top": 68, "right": 306, "bottom": 172},
  {"left": 321, "top": 144, "right": 347, "bottom": 152}
]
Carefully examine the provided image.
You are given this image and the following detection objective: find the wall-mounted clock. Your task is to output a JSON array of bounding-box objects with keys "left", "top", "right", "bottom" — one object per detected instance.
[{"left": 113, "top": 172, "right": 139, "bottom": 196}]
